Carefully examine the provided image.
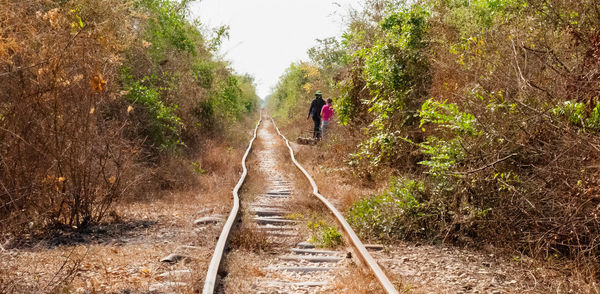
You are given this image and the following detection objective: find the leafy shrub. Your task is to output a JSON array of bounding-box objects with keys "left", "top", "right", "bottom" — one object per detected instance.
[
  {"left": 338, "top": 4, "right": 431, "bottom": 170},
  {"left": 192, "top": 61, "right": 215, "bottom": 89},
  {"left": 125, "top": 80, "right": 182, "bottom": 149},
  {"left": 123, "top": 0, "right": 258, "bottom": 150},
  {"left": 271, "top": 0, "right": 600, "bottom": 275},
  {"left": 551, "top": 101, "right": 600, "bottom": 130},
  {"left": 417, "top": 99, "right": 481, "bottom": 177},
  {"left": 419, "top": 99, "right": 480, "bottom": 136},
  {"left": 135, "top": 0, "right": 200, "bottom": 59},
  {"left": 347, "top": 177, "right": 428, "bottom": 240},
  {"left": 209, "top": 76, "right": 244, "bottom": 122},
  {"left": 307, "top": 220, "right": 344, "bottom": 248},
  {"left": 267, "top": 63, "right": 311, "bottom": 120}
]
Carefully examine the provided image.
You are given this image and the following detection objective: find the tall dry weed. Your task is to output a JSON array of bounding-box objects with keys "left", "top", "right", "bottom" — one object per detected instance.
[{"left": 0, "top": 0, "right": 137, "bottom": 234}]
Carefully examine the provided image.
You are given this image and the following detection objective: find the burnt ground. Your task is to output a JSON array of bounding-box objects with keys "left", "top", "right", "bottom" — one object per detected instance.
[{"left": 5, "top": 220, "right": 158, "bottom": 250}]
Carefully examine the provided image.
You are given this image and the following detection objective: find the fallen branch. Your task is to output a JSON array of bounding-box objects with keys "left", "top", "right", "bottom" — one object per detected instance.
[{"left": 452, "top": 153, "right": 518, "bottom": 175}]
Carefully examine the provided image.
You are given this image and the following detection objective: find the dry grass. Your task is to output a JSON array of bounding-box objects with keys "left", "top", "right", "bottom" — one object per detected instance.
[
  {"left": 230, "top": 220, "right": 273, "bottom": 253},
  {"left": 332, "top": 265, "right": 389, "bottom": 294},
  {"left": 0, "top": 0, "right": 138, "bottom": 234},
  {"left": 0, "top": 136, "right": 251, "bottom": 293},
  {"left": 221, "top": 251, "right": 268, "bottom": 293}
]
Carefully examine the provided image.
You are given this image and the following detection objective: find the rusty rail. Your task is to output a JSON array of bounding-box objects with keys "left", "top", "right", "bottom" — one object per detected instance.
[
  {"left": 202, "top": 114, "right": 262, "bottom": 294},
  {"left": 271, "top": 118, "right": 399, "bottom": 294}
]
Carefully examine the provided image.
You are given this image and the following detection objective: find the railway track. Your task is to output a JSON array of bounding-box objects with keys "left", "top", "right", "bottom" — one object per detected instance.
[{"left": 201, "top": 114, "right": 398, "bottom": 294}]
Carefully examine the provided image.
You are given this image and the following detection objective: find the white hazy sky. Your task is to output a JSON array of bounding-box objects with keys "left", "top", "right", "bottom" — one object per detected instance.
[{"left": 189, "top": 0, "right": 363, "bottom": 99}]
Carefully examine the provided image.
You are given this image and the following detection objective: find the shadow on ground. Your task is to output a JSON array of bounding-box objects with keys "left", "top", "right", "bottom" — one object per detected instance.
[{"left": 6, "top": 219, "right": 158, "bottom": 250}]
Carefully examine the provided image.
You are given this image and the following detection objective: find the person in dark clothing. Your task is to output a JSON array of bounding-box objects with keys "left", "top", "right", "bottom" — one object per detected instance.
[{"left": 307, "top": 91, "right": 326, "bottom": 139}]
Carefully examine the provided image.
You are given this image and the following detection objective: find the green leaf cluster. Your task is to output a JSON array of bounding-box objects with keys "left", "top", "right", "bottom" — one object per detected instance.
[
  {"left": 417, "top": 99, "right": 480, "bottom": 177},
  {"left": 339, "top": 4, "right": 431, "bottom": 168},
  {"left": 307, "top": 220, "right": 344, "bottom": 248},
  {"left": 122, "top": 0, "right": 259, "bottom": 151},
  {"left": 420, "top": 99, "right": 480, "bottom": 136},
  {"left": 347, "top": 177, "right": 426, "bottom": 240},
  {"left": 135, "top": 0, "right": 200, "bottom": 60},
  {"left": 551, "top": 101, "right": 600, "bottom": 130},
  {"left": 125, "top": 80, "right": 183, "bottom": 149}
]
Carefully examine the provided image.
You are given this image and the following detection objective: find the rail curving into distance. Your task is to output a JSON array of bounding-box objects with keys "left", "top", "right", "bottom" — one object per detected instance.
[
  {"left": 202, "top": 114, "right": 262, "bottom": 294},
  {"left": 202, "top": 113, "right": 397, "bottom": 294},
  {"left": 271, "top": 118, "right": 399, "bottom": 294}
]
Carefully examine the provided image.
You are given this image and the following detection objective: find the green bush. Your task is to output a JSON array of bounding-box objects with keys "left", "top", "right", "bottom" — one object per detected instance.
[
  {"left": 551, "top": 101, "right": 600, "bottom": 130},
  {"left": 347, "top": 177, "right": 428, "bottom": 240},
  {"left": 420, "top": 99, "right": 480, "bottom": 136},
  {"left": 192, "top": 61, "right": 215, "bottom": 89},
  {"left": 267, "top": 63, "right": 310, "bottom": 120},
  {"left": 125, "top": 81, "right": 182, "bottom": 149},
  {"left": 270, "top": 0, "right": 600, "bottom": 272},
  {"left": 122, "top": 0, "right": 258, "bottom": 151},
  {"left": 135, "top": 0, "right": 200, "bottom": 60},
  {"left": 338, "top": 4, "right": 431, "bottom": 170},
  {"left": 307, "top": 220, "right": 344, "bottom": 248},
  {"left": 418, "top": 137, "right": 464, "bottom": 177}
]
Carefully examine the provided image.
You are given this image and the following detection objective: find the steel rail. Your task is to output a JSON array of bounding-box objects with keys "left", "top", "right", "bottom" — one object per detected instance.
[
  {"left": 202, "top": 114, "right": 262, "bottom": 294},
  {"left": 271, "top": 118, "right": 399, "bottom": 294}
]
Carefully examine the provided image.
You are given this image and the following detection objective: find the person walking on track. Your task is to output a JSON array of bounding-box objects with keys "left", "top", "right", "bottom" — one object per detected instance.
[
  {"left": 320, "top": 98, "right": 334, "bottom": 138},
  {"left": 307, "top": 91, "right": 326, "bottom": 139}
]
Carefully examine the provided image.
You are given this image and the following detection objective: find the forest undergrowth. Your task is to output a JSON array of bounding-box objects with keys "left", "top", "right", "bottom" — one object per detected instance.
[{"left": 267, "top": 0, "right": 600, "bottom": 283}]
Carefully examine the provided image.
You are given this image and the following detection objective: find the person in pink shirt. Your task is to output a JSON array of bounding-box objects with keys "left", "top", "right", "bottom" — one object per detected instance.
[{"left": 320, "top": 98, "right": 334, "bottom": 138}]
